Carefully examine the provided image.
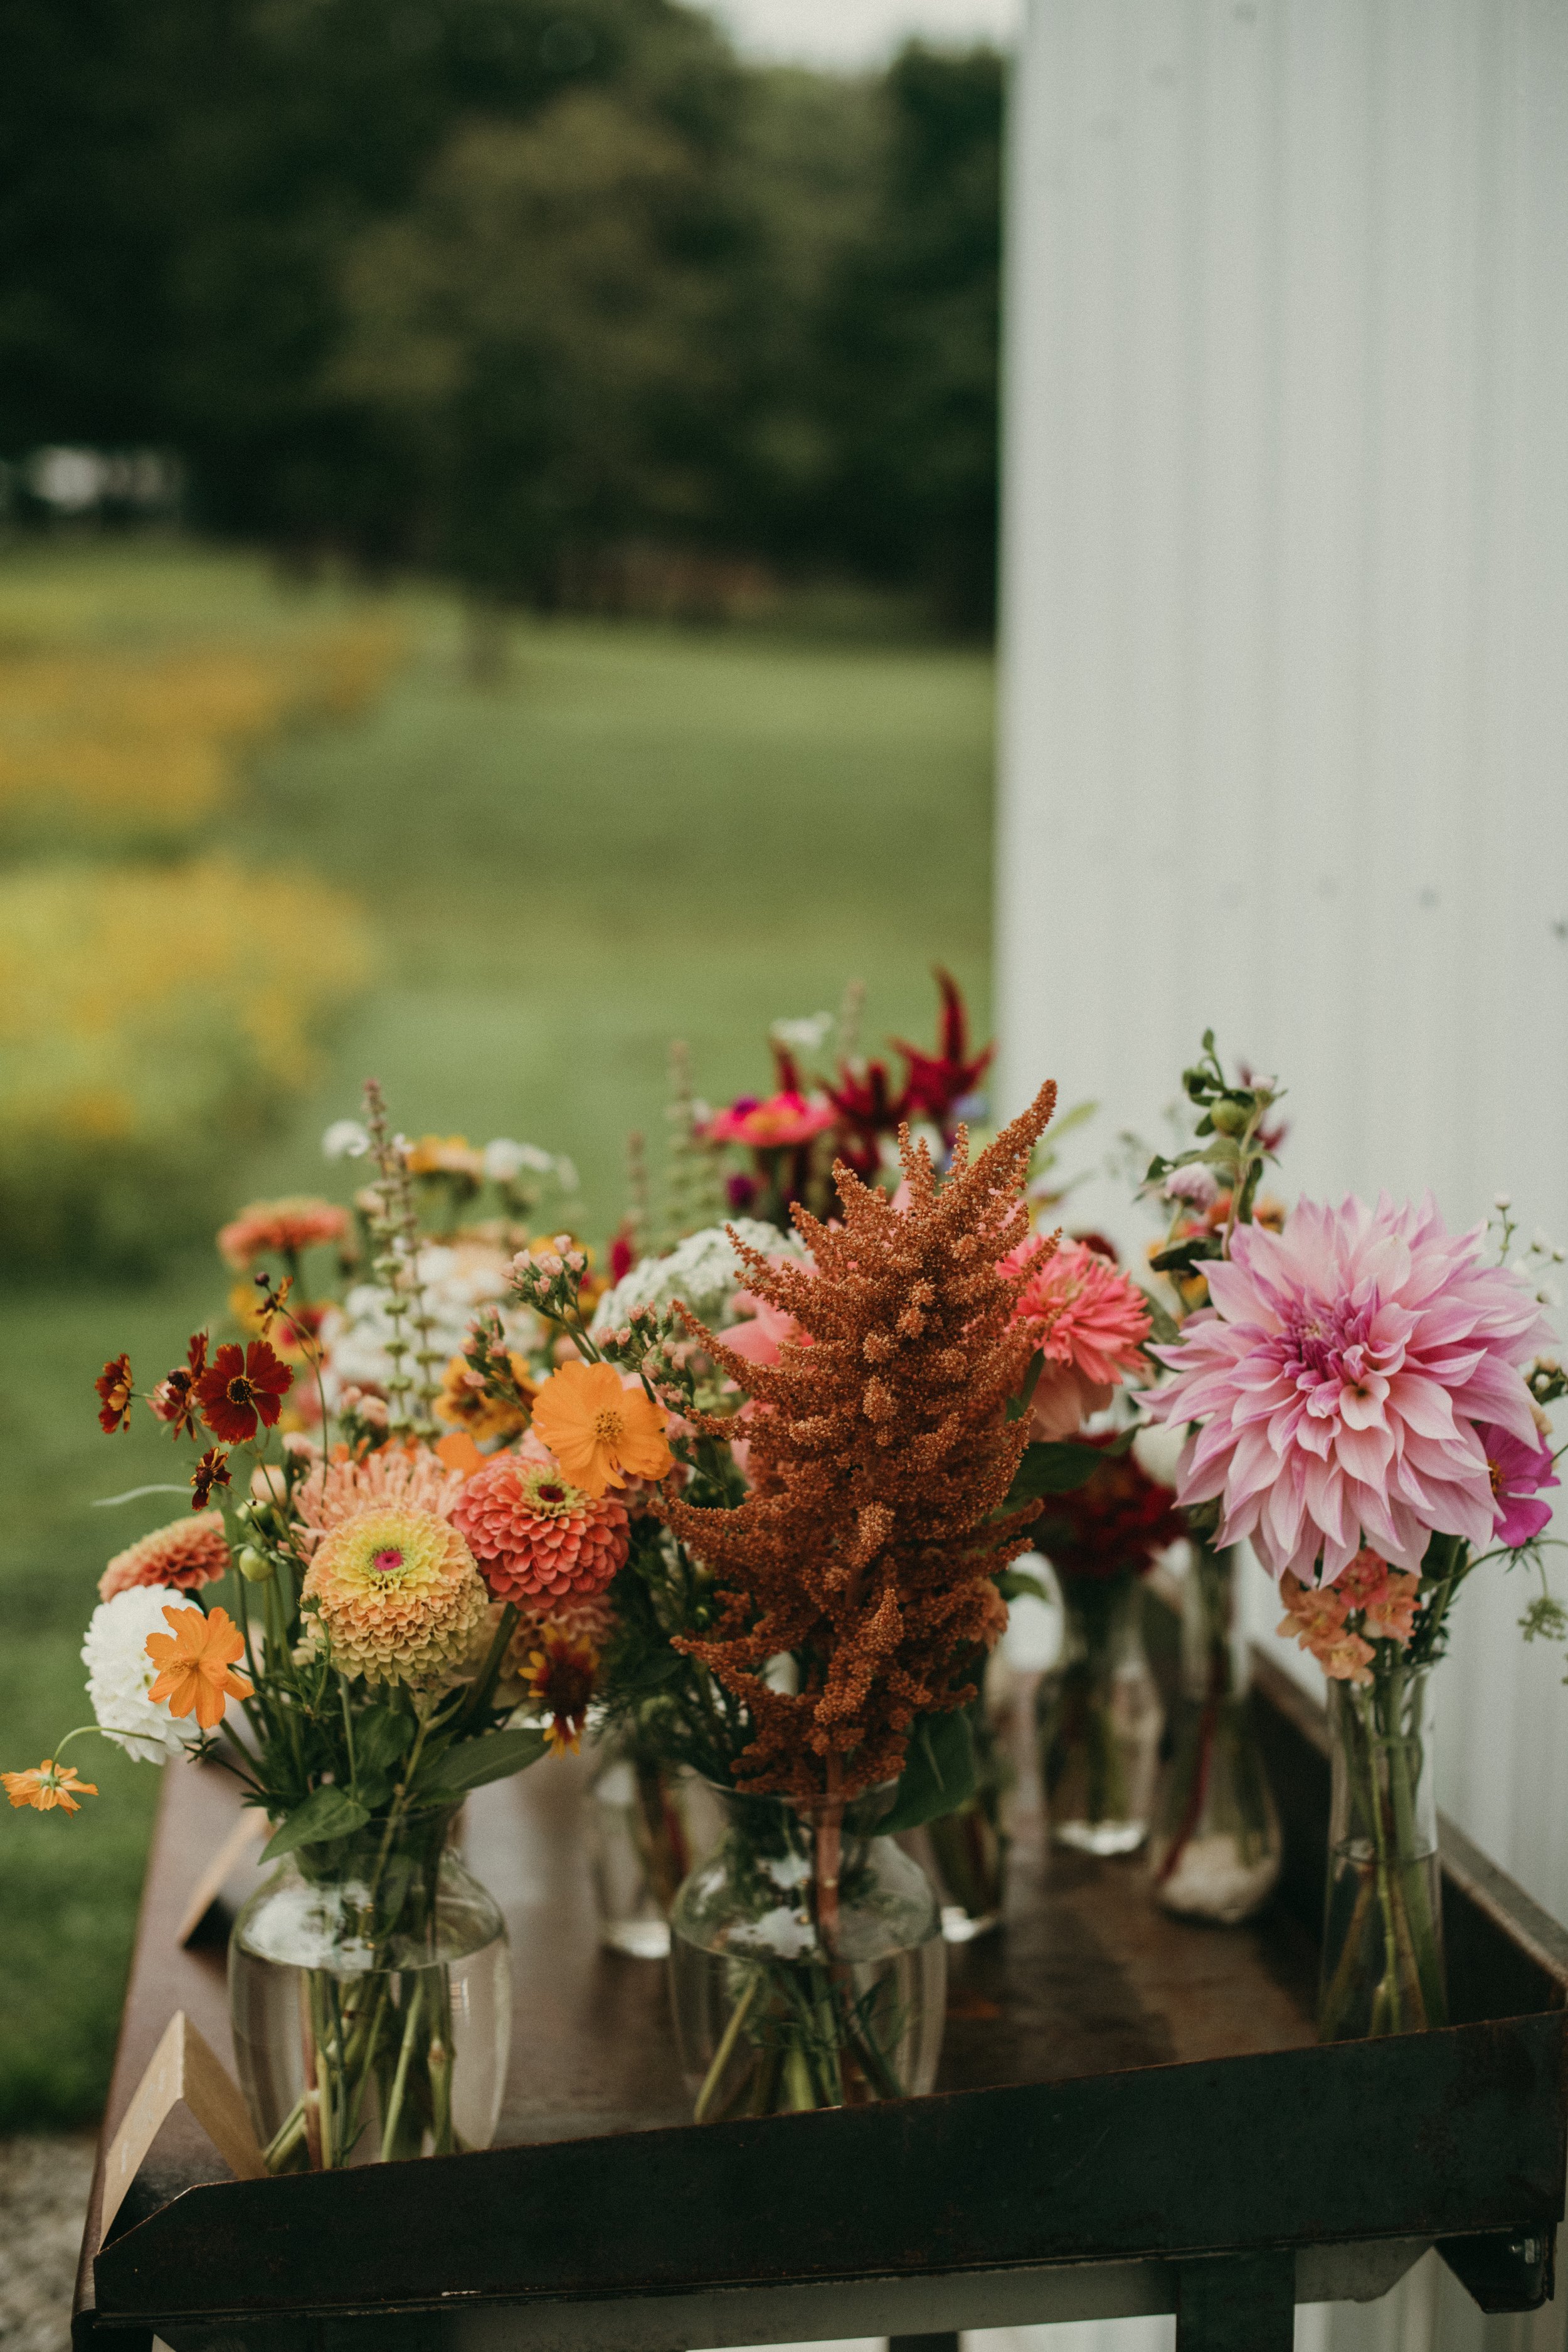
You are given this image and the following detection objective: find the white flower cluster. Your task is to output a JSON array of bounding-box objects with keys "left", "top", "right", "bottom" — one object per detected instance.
[
  {"left": 317, "top": 1238, "right": 544, "bottom": 1407},
  {"left": 590, "top": 1219, "right": 807, "bottom": 1339},
  {"left": 82, "top": 1586, "right": 188, "bottom": 1764}
]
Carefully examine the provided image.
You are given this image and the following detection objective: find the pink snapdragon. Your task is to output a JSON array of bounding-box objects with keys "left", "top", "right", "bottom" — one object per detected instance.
[{"left": 1145, "top": 1193, "right": 1556, "bottom": 1582}]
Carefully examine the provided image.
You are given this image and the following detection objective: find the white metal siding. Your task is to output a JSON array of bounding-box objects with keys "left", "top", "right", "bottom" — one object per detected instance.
[{"left": 995, "top": 5, "right": 1568, "bottom": 2346}]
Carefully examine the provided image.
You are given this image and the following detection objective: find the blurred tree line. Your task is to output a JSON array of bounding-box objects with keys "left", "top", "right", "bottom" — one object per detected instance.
[{"left": 0, "top": 0, "right": 1003, "bottom": 630}]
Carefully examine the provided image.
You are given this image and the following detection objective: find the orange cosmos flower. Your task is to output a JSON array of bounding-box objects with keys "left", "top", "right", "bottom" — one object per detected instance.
[
  {"left": 530, "top": 1359, "right": 673, "bottom": 1499},
  {"left": 3, "top": 1759, "right": 98, "bottom": 1814},
  {"left": 145, "top": 1604, "right": 253, "bottom": 1730}
]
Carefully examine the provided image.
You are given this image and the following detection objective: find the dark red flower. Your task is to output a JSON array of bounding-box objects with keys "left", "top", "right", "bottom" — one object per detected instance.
[
  {"left": 151, "top": 1333, "right": 209, "bottom": 1439},
  {"left": 608, "top": 1222, "right": 638, "bottom": 1285},
  {"left": 893, "top": 967, "right": 994, "bottom": 1140},
  {"left": 1035, "top": 1436, "right": 1184, "bottom": 1584},
  {"left": 190, "top": 1448, "right": 233, "bottom": 1509},
  {"left": 824, "top": 1056, "right": 909, "bottom": 1182},
  {"left": 95, "top": 1355, "right": 135, "bottom": 1435},
  {"left": 196, "top": 1339, "right": 293, "bottom": 1443}
]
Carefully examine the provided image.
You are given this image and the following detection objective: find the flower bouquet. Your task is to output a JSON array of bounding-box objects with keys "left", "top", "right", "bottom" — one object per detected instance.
[
  {"left": 8, "top": 1086, "right": 637, "bottom": 2169},
  {"left": 1142, "top": 1054, "right": 1564, "bottom": 2036}
]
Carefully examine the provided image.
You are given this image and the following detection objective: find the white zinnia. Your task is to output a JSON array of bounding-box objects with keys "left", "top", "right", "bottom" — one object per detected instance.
[
  {"left": 590, "top": 1220, "right": 808, "bottom": 1338},
  {"left": 82, "top": 1586, "right": 189, "bottom": 1764}
]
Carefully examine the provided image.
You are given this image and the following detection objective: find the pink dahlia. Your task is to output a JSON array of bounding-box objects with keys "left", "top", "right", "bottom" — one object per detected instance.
[
  {"left": 705, "top": 1091, "right": 835, "bottom": 1148},
  {"left": 714, "top": 1290, "right": 808, "bottom": 1369},
  {"left": 451, "top": 1453, "right": 630, "bottom": 1606},
  {"left": 1479, "top": 1422, "right": 1560, "bottom": 1549},
  {"left": 1145, "top": 1193, "right": 1557, "bottom": 1582},
  {"left": 1008, "top": 1237, "right": 1151, "bottom": 1441}
]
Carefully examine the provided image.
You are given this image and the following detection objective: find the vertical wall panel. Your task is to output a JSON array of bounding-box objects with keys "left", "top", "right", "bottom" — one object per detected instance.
[{"left": 995, "top": 5, "right": 1568, "bottom": 2345}]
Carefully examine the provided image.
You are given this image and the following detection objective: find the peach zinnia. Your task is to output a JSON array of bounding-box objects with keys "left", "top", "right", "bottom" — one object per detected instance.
[
  {"left": 218, "top": 1197, "right": 350, "bottom": 1271},
  {"left": 100, "top": 1511, "right": 230, "bottom": 1602},
  {"left": 145, "top": 1604, "right": 254, "bottom": 1730},
  {"left": 530, "top": 1360, "right": 672, "bottom": 1498},
  {"left": 302, "top": 1503, "right": 488, "bottom": 1685}
]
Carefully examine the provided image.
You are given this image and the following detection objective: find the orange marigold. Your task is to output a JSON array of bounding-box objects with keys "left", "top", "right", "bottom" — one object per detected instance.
[{"left": 100, "top": 1511, "right": 230, "bottom": 1602}]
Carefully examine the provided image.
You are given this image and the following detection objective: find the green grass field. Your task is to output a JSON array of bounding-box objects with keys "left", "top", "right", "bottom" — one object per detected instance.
[{"left": 0, "top": 543, "right": 994, "bottom": 2126}]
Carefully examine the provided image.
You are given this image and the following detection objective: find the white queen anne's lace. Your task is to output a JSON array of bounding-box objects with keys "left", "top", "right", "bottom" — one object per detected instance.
[
  {"left": 82, "top": 1584, "right": 189, "bottom": 1763},
  {"left": 590, "top": 1220, "right": 807, "bottom": 1339}
]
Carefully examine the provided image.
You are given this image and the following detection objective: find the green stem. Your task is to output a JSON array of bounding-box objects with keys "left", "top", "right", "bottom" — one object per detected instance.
[
  {"left": 379, "top": 1976, "right": 425, "bottom": 2161},
  {"left": 693, "top": 1968, "right": 761, "bottom": 2123}
]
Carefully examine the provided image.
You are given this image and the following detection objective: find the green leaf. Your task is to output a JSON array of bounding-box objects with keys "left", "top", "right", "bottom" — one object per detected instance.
[
  {"left": 1140, "top": 1289, "right": 1181, "bottom": 1347},
  {"left": 418, "top": 1728, "right": 550, "bottom": 1794},
  {"left": 260, "top": 1786, "right": 370, "bottom": 1863},
  {"left": 1150, "top": 1234, "right": 1223, "bottom": 1275},
  {"left": 1005, "top": 1347, "right": 1044, "bottom": 1423},
  {"left": 354, "top": 1705, "right": 415, "bottom": 1772},
  {"left": 995, "top": 1565, "right": 1051, "bottom": 1604},
  {"left": 1005, "top": 1439, "right": 1105, "bottom": 1507},
  {"left": 881, "top": 1710, "right": 977, "bottom": 1835}
]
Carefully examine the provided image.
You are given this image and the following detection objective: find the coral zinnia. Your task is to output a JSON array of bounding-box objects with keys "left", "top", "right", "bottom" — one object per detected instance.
[
  {"left": 218, "top": 1197, "right": 350, "bottom": 1271},
  {"left": 301, "top": 1503, "right": 488, "bottom": 1685},
  {"left": 1011, "top": 1237, "right": 1151, "bottom": 1440},
  {"left": 522, "top": 1627, "right": 599, "bottom": 1756},
  {"left": 145, "top": 1604, "right": 253, "bottom": 1730},
  {"left": 100, "top": 1511, "right": 230, "bottom": 1602},
  {"left": 196, "top": 1340, "right": 293, "bottom": 1443},
  {"left": 294, "top": 1441, "right": 469, "bottom": 1555},
  {"left": 3, "top": 1759, "right": 98, "bottom": 1814},
  {"left": 530, "top": 1360, "right": 673, "bottom": 1498},
  {"left": 706, "top": 1091, "right": 835, "bottom": 1149},
  {"left": 1145, "top": 1193, "right": 1557, "bottom": 1582},
  {"left": 452, "top": 1453, "right": 630, "bottom": 1604}
]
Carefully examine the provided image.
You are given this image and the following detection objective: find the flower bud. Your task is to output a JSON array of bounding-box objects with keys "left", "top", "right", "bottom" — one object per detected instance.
[
  {"left": 1209, "top": 1099, "right": 1248, "bottom": 1136},
  {"left": 237, "top": 1545, "right": 275, "bottom": 1584}
]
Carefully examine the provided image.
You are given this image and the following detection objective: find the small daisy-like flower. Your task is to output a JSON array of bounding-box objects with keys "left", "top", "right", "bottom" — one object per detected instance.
[
  {"left": 150, "top": 1333, "right": 209, "bottom": 1438},
  {"left": 529, "top": 1360, "right": 672, "bottom": 1498},
  {"left": 434, "top": 1352, "right": 536, "bottom": 1444},
  {"left": 95, "top": 1354, "right": 135, "bottom": 1435},
  {"left": 100, "top": 1511, "right": 230, "bottom": 1602},
  {"left": 523, "top": 1628, "right": 598, "bottom": 1756},
  {"left": 191, "top": 1448, "right": 232, "bottom": 1510},
  {"left": 145, "top": 1604, "right": 253, "bottom": 1730},
  {"left": 3, "top": 1759, "right": 98, "bottom": 1814},
  {"left": 452, "top": 1453, "right": 630, "bottom": 1604},
  {"left": 302, "top": 1504, "right": 489, "bottom": 1685},
  {"left": 218, "top": 1197, "right": 350, "bottom": 1271},
  {"left": 196, "top": 1340, "right": 293, "bottom": 1444}
]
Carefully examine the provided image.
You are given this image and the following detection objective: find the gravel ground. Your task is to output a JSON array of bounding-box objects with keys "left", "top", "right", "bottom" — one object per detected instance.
[{"left": 0, "top": 2136, "right": 96, "bottom": 2352}]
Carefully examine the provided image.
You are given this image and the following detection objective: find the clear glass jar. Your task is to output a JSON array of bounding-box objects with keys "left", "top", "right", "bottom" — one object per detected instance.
[
  {"left": 1036, "top": 1577, "right": 1163, "bottom": 1854},
  {"left": 230, "top": 1805, "right": 510, "bottom": 2170},
  {"left": 586, "top": 1734, "right": 701, "bottom": 1961},
  {"left": 924, "top": 1655, "right": 1017, "bottom": 1941},
  {"left": 669, "top": 1783, "right": 946, "bottom": 2121},
  {"left": 1318, "top": 1668, "right": 1447, "bottom": 2040},
  {"left": 1149, "top": 1544, "right": 1282, "bottom": 1922}
]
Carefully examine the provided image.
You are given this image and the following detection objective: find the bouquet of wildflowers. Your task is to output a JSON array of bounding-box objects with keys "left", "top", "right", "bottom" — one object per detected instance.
[{"left": 6, "top": 1083, "right": 667, "bottom": 2168}]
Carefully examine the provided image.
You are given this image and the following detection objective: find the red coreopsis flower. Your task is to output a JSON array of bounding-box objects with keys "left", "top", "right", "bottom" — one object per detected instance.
[
  {"left": 196, "top": 1340, "right": 293, "bottom": 1444},
  {"left": 95, "top": 1355, "right": 135, "bottom": 1435},
  {"left": 191, "top": 1448, "right": 233, "bottom": 1509},
  {"left": 151, "top": 1333, "right": 209, "bottom": 1439},
  {"left": 893, "top": 967, "right": 993, "bottom": 1140}
]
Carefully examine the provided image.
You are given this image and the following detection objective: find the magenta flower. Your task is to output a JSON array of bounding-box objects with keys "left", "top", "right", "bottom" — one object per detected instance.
[
  {"left": 1143, "top": 1194, "right": 1556, "bottom": 1582},
  {"left": 1478, "top": 1422, "right": 1560, "bottom": 1548}
]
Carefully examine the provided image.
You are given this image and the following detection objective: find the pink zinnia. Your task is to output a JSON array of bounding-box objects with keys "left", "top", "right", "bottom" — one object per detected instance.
[
  {"left": 294, "top": 1443, "right": 467, "bottom": 1558},
  {"left": 452, "top": 1453, "right": 630, "bottom": 1606},
  {"left": 1145, "top": 1193, "right": 1557, "bottom": 1582},
  {"left": 1008, "top": 1237, "right": 1150, "bottom": 1440}
]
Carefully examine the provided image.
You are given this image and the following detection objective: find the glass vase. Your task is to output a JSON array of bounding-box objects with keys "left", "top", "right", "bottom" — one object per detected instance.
[
  {"left": 1317, "top": 1668, "right": 1447, "bottom": 2040},
  {"left": 669, "top": 1783, "right": 946, "bottom": 2121},
  {"left": 1149, "top": 1543, "right": 1282, "bottom": 1922},
  {"left": 924, "top": 1657, "right": 1015, "bottom": 1940},
  {"left": 1036, "top": 1577, "right": 1163, "bottom": 1855},
  {"left": 586, "top": 1734, "right": 699, "bottom": 1961},
  {"left": 230, "top": 1805, "right": 511, "bottom": 2170}
]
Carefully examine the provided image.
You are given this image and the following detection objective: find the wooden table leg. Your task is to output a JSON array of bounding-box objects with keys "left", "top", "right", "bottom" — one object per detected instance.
[{"left": 1177, "top": 2250, "right": 1295, "bottom": 2352}]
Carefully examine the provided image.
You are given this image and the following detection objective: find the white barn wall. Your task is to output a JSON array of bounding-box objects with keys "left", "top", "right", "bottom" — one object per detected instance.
[{"left": 994, "top": 4, "right": 1568, "bottom": 2348}]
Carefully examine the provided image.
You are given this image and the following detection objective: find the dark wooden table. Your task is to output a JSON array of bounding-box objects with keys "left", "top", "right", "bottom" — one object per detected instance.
[{"left": 74, "top": 1642, "right": 1568, "bottom": 2352}]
